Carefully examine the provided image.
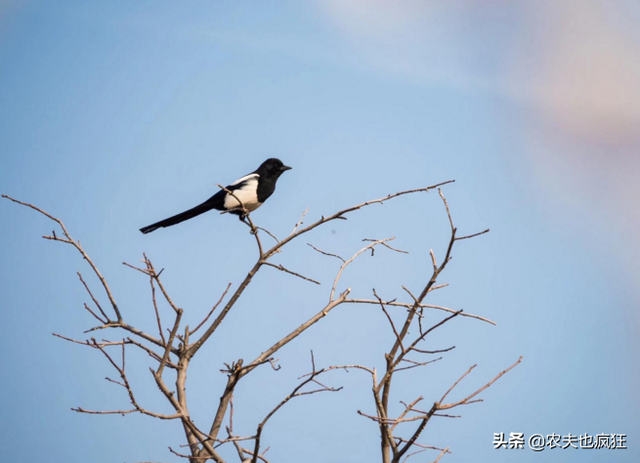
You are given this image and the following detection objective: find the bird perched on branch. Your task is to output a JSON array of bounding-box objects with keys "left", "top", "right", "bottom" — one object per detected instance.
[{"left": 140, "top": 158, "right": 292, "bottom": 234}]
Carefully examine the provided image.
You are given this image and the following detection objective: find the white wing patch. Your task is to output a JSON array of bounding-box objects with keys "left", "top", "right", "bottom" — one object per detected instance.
[
  {"left": 229, "top": 173, "right": 259, "bottom": 186},
  {"left": 223, "top": 175, "right": 261, "bottom": 212}
]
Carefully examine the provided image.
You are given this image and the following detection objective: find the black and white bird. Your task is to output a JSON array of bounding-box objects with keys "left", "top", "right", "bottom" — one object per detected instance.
[{"left": 140, "top": 158, "right": 292, "bottom": 234}]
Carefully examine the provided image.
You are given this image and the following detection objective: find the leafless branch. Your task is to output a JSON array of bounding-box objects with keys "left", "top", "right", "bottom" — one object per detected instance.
[
  {"left": 208, "top": 287, "right": 351, "bottom": 443},
  {"left": 290, "top": 207, "right": 309, "bottom": 235},
  {"left": 391, "top": 397, "right": 423, "bottom": 432},
  {"left": 78, "top": 272, "right": 110, "bottom": 322},
  {"left": 262, "top": 262, "right": 320, "bottom": 285},
  {"left": 394, "top": 357, "right": 443, "bottom": 373},
  {"left": 169, "top": 447, "right": 211, "bottom": 460},
  {"left": 188, "top": 181, "right": 455, "bottom": 359},
  {"left": 3, "top": 194, "right": 123, "bottom": 321},
  {"left": 393, "top": 357, "right": 522, "bottom": 462},
  {"left": 156, "top": 308, "right": 183, "bottom": 377},
  {"left": 363, "top": 238, "right": 409, "bottom": 254},
  {"left": 81, "top": 302, "right": 107, "bottom": 325},
  {"left": 72, "top": 407, "right": 139, "bottom": 416},
  {"left": 455, "top": 229, "right": 490, "bottom": 241},
  {"left": 190, "top": 283, "right": 232, "bottom": 336},
  {"left": 330, "top": 237, "right": 396, "bottom": 302},
  {"left": 144, "top": 260, "right": 166, "bottom": 345},
  {"left": 256, "top": 226, "right": 280, "bottom": 244},
  {"left": 374, "top": 289, "right": 405, "bottom": 354},
  {"left": 240, "top": 448, "right": 272, "bottom": 463},
  {"left": 250, "top": 352, "right": 341, "bottom": 463},
  {"left": 262, "top": 180, "right": 455, "bottom": 260},
  {"left": 343, "top": 298, "right": 496, "bottom": 326},
  {"left": 53, "top": 333, "right": 176, "bottom": 369},
  {"left": 299, "top": 363, "right": 376, "bottom": 378},
  {"left": 144, "top": 254, "right": 181, "bottom": 315},
  {"left": 433, "top": 447, "right": 450, "bottom": 463},
  {"left": 377, "top": 310, "right": 463, "bottom": 394},
  {"left": 71, "top": 339, "right": 181, "bottom": 421},
  {"left": 52, "top": 332, "right": 117, "bottom": 347},
  {"left": 3, "top": 180, "right": 519, "bottom": 463},
  {"left": 307, "top": 243, "right": 346, "bottom": 262},
  {"left": 438, "top": 356, "right": 523, "bottom": 410}
]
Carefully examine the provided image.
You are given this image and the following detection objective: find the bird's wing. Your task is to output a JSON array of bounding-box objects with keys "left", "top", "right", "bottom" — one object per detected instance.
[
  {"left": 223, "top": 174, "right": 261, "bottom": 211},
  {"left": 200, "top": 173, "right": 261, "bottom": 212},
  {"left": 228, "top": 173, "right": 260, "bottom": 188}
]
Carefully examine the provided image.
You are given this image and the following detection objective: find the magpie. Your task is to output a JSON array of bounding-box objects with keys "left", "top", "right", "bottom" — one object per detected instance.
[{"left": 140, "top": 158, "right": 292, "bottom": 234}]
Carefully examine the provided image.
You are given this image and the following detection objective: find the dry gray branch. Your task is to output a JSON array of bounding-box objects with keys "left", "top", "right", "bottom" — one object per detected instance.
[
  {"left": 189, "top": 282, "right": 233, "bottom": 336},
  {"left": 262, "top": 261, "right": 321, "bottom": 285},
  {"left": 250, "top": 352, "right": 341, "bottom": 463},
  {"left": 2, "top": 194, "right": 123, "bottom": 321},
  {"left": 343, "top": 299, "right": 496, "bottom": 325},
  {"left": 2, "top": 180, "right": 520, "bottom": 463}
]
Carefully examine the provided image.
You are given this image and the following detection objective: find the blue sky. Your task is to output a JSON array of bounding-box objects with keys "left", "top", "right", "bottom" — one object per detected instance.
[{"left": 1, "top": 2, "right": 639, "bottom": 462}]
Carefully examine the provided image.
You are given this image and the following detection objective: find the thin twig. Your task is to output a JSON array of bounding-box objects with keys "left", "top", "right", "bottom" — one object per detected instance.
[
  {"left": 374, "top": 289, "right": 405, "bottom": 354},
  {"left": 77, "top": 272, "right": 110, "bottom": 322},
  {"left": 455, "top": 229, "right": 490, "bottom": 241},
  {"left": 262, "top": 262, "right": 320, "bottom": 285},
  {"left": 307, "top": 243, "right": 345, "bottom": 262},
  {"left": 394, "top": 357, "right": 442, "bottom": 373},
  {"left": 363, "top": 238, "right": 409, "bottom": 254},
  {"left": 330, "top": 238, "right": 395, "bottom": 302},
  {"left": 189, "top": 283, "right": 232, "bottom": 336},
  {"left": 143, "top": 259, "right": 166, "bottom": 345},
  {"left": 82, "top": 302, "right": 107, "bottom": 325},
  {"left": 3, "top": 195, "right": 123, "bottom": 321},
  {"left": 290, "top": 207, "right": 309, "bottom": 235},
  {"left": 343, "top": 299, "right": 495, "bottom": 326},
  {"left": 251, "top": 352, "right": 341, "bottom": 463},
  {"left": 439, "top": 356, "right": 523, "bottom": 410},
  {"left": 263, "top": 180, "right": 455, "bottom": 260},
  {"left": 256, "top": 226, "right": 280, "bottom": 244}
]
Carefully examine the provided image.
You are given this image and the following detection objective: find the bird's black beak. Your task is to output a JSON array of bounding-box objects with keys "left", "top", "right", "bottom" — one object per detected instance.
[{"left": 280, "top": 165, "right": 292, "bottom": 172}]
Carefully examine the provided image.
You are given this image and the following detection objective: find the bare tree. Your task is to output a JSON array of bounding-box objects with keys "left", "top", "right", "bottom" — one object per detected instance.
[{"left": 2, "top": 180, "right": 520, "bottom": 463}]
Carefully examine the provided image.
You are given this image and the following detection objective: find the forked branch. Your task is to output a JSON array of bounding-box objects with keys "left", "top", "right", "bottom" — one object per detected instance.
[{"left": 3, "top": 180, "right": 519, "bottom": 463}]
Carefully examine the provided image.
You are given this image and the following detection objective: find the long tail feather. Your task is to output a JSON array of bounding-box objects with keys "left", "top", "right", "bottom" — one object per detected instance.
[{"left": 140, "top": 203, "right": 215, "bottom": 234}]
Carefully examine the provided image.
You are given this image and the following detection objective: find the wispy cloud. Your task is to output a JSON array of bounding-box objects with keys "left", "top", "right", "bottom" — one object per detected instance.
[
  {"left": 316, "top": 0, "right": 640, "bottom": 292},
  {"left": 316, "top": 0, "right": 640, "bottom": 142}
]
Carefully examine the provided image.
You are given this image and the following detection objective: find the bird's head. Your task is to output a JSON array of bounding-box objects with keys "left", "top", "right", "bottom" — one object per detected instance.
[{"left": 258, "top": 158, "right": 292, "bottom": 179}]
